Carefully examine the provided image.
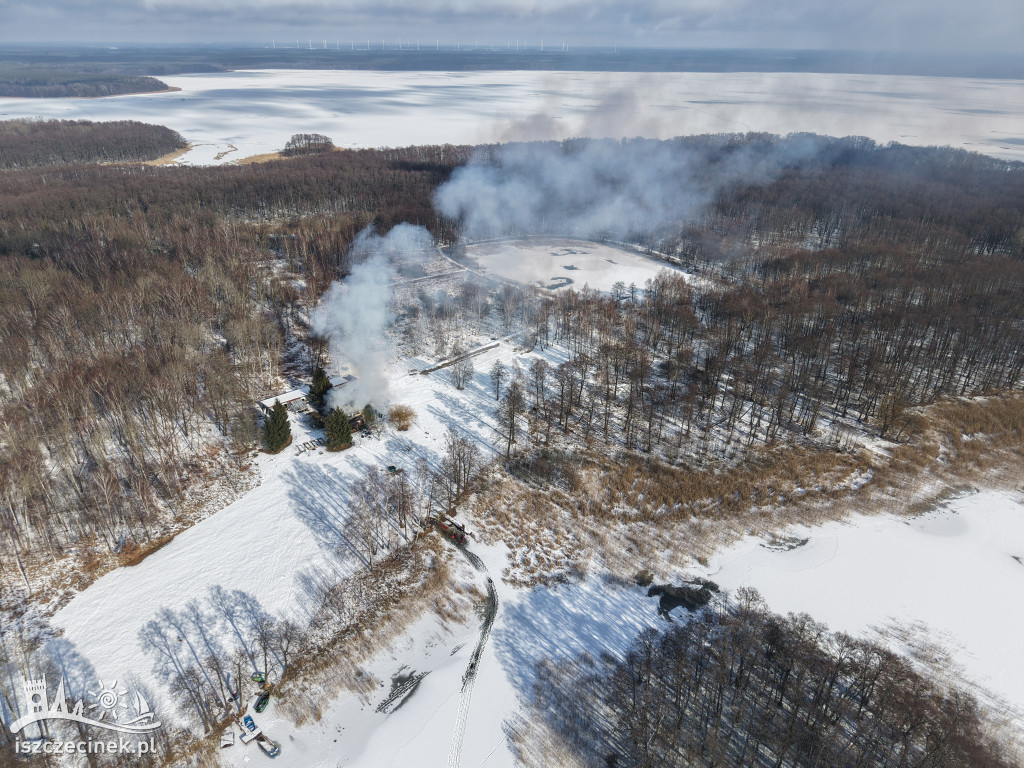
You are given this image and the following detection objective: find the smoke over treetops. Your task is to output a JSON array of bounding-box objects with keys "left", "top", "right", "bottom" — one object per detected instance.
[
  {"left": 434, "top": 133, "right": 835, "bottom": 241},
  {"left": 311, "top": 223, "right": 433, "bottom": 412},
  {"left": 313, "top": 133, "right": 841, "bottom": 410}
]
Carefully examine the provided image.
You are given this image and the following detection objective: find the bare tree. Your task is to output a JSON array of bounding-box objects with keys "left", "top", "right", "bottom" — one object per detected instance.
[
  {"left": 489, "top": 359, "right": 507, "bottom": 400},
  {"left": 497, "top": 374, "right": 528, "bottom": 460},
  {"left": 450, "top": 343, "right": 474, "bottom": 390},
  {"left": 435, "top": 428, "right": 482, "bottom": 513}
]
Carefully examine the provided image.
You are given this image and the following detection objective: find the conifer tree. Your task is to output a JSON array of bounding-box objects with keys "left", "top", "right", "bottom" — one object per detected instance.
[
  {"left": 362, "top": 404, "right": 376, "bottom": 428},
  {"left": 325, "top": 407, "right": 353, "bottom": 450},
  {"left": 263, "top": 400, "right": 291, "bottom": 453},
  {"left": 309, "top": 366, "right": 332, "bottom": 410}
]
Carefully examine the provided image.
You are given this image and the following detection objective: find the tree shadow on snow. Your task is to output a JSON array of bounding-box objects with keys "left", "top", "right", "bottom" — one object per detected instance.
[
  {"left": 427, "top": 390, "right": 502, "bottom": 457},
  {"left": 285, "top": 461, "right": 369, "bottom": 571},
  {"left": 491, "top": 578, "right": 665, "bottom": 704}
]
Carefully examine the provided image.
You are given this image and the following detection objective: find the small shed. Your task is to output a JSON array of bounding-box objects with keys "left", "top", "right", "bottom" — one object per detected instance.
[{"left": 257, "top": 374, "right": 354, "bottom": 415}]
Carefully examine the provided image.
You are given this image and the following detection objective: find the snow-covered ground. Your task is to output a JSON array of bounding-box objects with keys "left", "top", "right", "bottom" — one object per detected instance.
[
  {"left": 465, "top": 238, "right": 679, "bottom": 293},
  {"left": 227, "top": 487, "right": 1024, "bottom": 766},
  {"left": 2, "top": 69, "right": 1023, "bottom": 163},
  {"left": 48, "top": 333, "right": 1024, "bottom": 765},
  {"left": 53, "top": 342, "right": 513, "bottom": 679},
  {"left": 702, "top": 490, "right": 1024, "bottom": 717}
]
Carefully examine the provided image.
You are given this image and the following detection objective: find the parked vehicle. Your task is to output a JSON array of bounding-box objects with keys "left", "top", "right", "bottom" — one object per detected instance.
[{"left": 432, "top": 516, "right": 468, "bottom": 544}]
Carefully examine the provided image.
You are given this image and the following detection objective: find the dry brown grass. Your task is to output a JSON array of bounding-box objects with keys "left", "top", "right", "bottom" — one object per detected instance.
[
  {"left": 142, "top": 143, "right": 192, "bottom": 166},
  {"left": 470, "top": 442, "right": 869, "bottom": 583},
  {"left": 235, "top": 146, "right": 346, "bottom": 165},
  {"left": 469, "top": 391, "right": 1024, "bottom": 586},
  {"left": 117, "top": 533, "right": 177, "bottom": 567},
  {"left": 388, "top": 404, "right": 417, "bottom": 431},
  {"left": 274, "top": 536, "right": 467, "bottom": 727},
  {"left": 235, "top": 151, "right": 284, "bottom": 164}
]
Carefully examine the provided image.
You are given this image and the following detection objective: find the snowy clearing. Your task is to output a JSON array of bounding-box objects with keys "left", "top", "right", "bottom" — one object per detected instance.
[
  {"left": 702, "top": 490, "right": 1024, "bottom": 719},
  {"left": 464, "top": 238, "right": 681, "bottom": 293},
  {"left": 50, "top": 322, "right": 1024, "bottom": 765},
  {"left": 220, "top": 487, "right": 1024, "bottom": 766},
  {"left": 1, "top": 69, "right": 1023, "bottom": 163}
]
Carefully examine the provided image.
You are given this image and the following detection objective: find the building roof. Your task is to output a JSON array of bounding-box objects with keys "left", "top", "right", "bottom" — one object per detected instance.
[{"left": 257, "top": 374, "right": 353, "bottom": 412}]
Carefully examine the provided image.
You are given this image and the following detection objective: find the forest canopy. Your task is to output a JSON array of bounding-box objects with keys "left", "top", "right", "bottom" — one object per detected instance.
[
  {"left": 0, "top": 68, "right": 171, "bottom": 98},
  {"left": 0, "top": 119, "right": 186, "bottom": 168},
  {"left": 0, "top": 132, "right": 1022, "bottom": 620},
  {"left": 521, "top": 591, "right": 1016, "bottom": 768}
]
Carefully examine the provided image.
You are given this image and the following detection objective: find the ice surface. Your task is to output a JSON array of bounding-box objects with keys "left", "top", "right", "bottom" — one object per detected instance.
[
  {"left": 1, "top": 70, "right": 1023, "bottom": 163},
  {"left": 704, "top": 491, "right": 1024, "bottom": 714},
  {"left": 465, "top": 238, "right": 683, "bottom": 293}
]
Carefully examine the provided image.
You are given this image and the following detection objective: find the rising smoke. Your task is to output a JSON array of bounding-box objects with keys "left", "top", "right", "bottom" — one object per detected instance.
[
  {"left": 312, "top": 223, "right": 433, "bottom": 412},
  {"left": 434, "top": 133, "right": 833, "bottom": 241},
  {"left": 315, "top": 132, "right": 835, "bottom": 407}
]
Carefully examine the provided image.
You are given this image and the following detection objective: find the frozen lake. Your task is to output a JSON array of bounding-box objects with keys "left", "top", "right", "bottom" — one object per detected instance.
[
  {"left": 1, "top": 69, "right": 1023, "bottom": 164},
  {"left": 705, "top": 490, "right": 1024, "bottom": 718}
]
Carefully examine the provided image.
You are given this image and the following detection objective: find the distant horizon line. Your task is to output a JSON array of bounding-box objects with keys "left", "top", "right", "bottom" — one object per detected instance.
[{"left": 1, "top": 42, "right": 1022, "bottom": 58}]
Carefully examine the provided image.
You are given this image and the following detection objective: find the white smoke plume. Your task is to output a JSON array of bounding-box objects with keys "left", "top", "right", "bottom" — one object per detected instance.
[
  {"left": 312, "top": 223, "right": 433, "bottom": 413},
  {"left": 434, "top": 133, "right": 832, "bottom": 241}
]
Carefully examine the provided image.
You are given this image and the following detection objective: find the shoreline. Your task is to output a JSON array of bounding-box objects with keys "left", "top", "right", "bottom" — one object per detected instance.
[{"left": 0, "top": 85, "right": 182, "bottom": 100}]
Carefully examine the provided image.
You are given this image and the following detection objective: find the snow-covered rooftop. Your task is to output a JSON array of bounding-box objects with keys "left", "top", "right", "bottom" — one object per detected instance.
[{"left": 257, "top": 374, "right": 352, "bottom": 413}]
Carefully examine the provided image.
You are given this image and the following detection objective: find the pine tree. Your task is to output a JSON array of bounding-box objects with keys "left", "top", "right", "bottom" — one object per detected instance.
[
  {"left": 263, "top": 400, "right": 291, "bottom": 453},
  {"left": 325, "top": 407, "right": 353, "bottom": 450},
  {"left": 362, "top": 404, "right": 376, "bottom": 428},
  {"left": 309, "top": 366, "right": 332, "bottom": 410}
]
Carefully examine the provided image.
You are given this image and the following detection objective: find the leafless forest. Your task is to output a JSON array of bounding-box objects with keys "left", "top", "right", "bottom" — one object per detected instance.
[
  {"left": 1, "top": 125, "right": 1023, "bottom": 765},
  {"left": 515, "top": 589, "right": 1014, "bottom": 768},
  {"left": 1, "top": 129, "right": 1023, "bottom": 588},
  {"left": 0, "top": 120, "right": 186, "bottom": 169}
]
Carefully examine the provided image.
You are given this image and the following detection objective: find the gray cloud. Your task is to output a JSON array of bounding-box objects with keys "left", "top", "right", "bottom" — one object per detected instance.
[{"left": 2, "top": 0, "right": 1022, "bottom": 52}]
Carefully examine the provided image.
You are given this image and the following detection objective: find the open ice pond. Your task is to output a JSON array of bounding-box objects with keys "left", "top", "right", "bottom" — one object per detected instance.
[
  {"left": 1, "top": 69, "right": 1023, "bottom": 164},
  {"left": 703, "top": 490, "right": 1024, "bottom": 717},
  {"left": 464, "top": 238, "right": 682, "bottom": 292}
]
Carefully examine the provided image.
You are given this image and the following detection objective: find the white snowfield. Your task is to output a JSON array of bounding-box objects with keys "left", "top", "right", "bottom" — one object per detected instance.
[
  {"left": 465, "top": 238, "right": 679, "bottom": 293},
  {"left": 52, "top": 331, "right": 1024, "bottom": 766},
  {"left": 51, "top": 339, "right": 538, "bottom": 766},
  {"left": 704, "top": 491, "right": 1024, "bottom": 719},
  {"left": 1, "top": 69, "right": 1023, "bottom": 163}
]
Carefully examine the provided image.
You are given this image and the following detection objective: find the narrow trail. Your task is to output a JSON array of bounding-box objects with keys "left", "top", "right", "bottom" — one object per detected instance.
[{"left": 447, "top": 546, "right": 499, "bottom": 768}]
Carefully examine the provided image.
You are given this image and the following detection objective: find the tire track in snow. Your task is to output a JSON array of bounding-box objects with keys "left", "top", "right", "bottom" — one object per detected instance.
[{"left": 447, "top": 547, "right": 498, "bottom": 768}]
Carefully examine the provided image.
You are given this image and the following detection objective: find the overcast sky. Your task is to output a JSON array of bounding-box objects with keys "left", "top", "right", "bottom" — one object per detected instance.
[{"left": 1, "top": 0, "right": 1022, "bottom": 53}]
